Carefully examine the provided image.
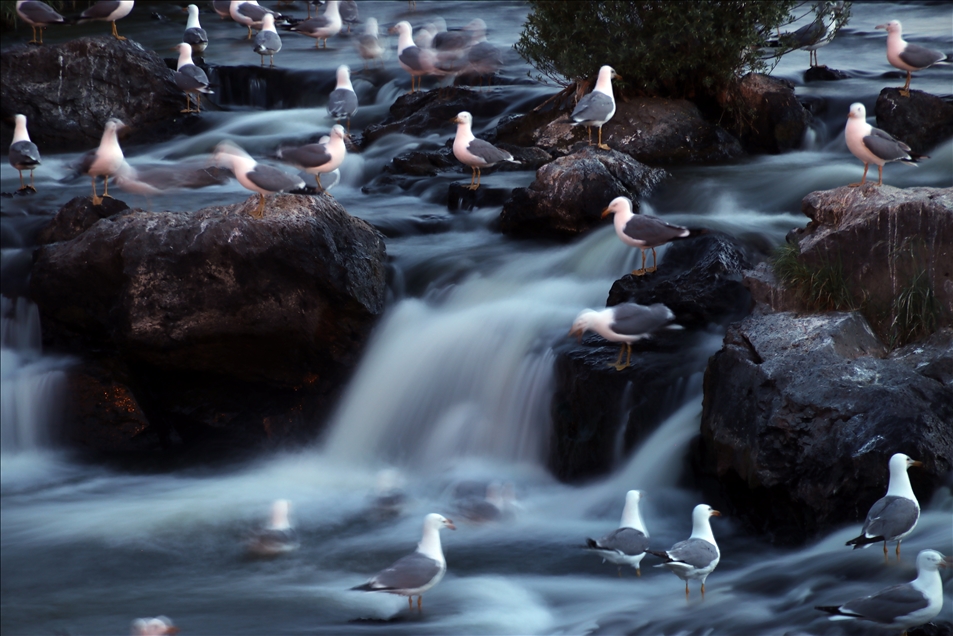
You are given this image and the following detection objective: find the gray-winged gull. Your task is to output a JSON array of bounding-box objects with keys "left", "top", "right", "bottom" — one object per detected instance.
[
  {"left": 451, "top": 111, "right": 519, "bottom": 190},
  {"left": 816, "top": 549, "right": 950, "bottom": 632},
  {"left": 586, "top": 489, "right": 650, "bottom": 577},
  {"left": 391, "top": 20, "right": 438, "bottom": 93},
  {"left": 785, "top": 2, "right": 841, "bottom": 67},
  {"left": 430, "top": 17, "right": 471, "bottom": 71},
  {"left": 647, "top": 504, "right": 721, "bottom": 599},
  {"left": 247, "top": 499, "right": 299, "bottom": 556},
  {"left": 289, "top": 0, "right": 342, "bottom": 49},
  {"left": 844, "top": 103, "right": 921, "bottom": 187},
  {"left": 212, "top": 141, "right": 305, "bottom": 218},
  {"left": 212, "top": 0, "right": 230, "bottom": 20},
  {"left": 351, "top": 513, "right": 456, "bottom": 611},
  {"left": 229, "top": 0, "right": 280, "bottom": 40},
  {"left": 174, "top": 43, "right": 213, "bottom": 113},
  {"left": 569, "top": 303, "right": 679, "bottom": 371},
  {"left": 464, "top": 18, "right": 502, "bottom": 85},
  {"left": 78, "top": 1, "right": 134, "bottom": 41},
  {"left": 602, "top": 196, "right": 704, "bottom": 276},
  {"left": 277, "top": 124, "right": 348, "bottom": 192},
  {"left": 327, "top": 65, "right": 358, "bottom": 132},
  {"left": 876, "top": 20, "right": 946, "bottom": 97},
  {"left": 16, "top": 0, "right": 65, "bottom": 45},
  {"left": 570, "top": 65, "right": 620, "bottom": 150},
  {"left": 9, "top": 114, "right": 41, "bottom": 192},
  {"left": 357, "top": 17, "right": 384, "bottom": 70},
  {"left": 130, "top": 615, "right": 177, "bottom": 635},
  {"left": 846, "top": 452, "right": 922, "bottom": 560},
  {"left": 183, "top": 4, "right": 208, "bottom": 54},
  {"left": 339, "top": 0, "right": 358, "bottom": 33},
  {"left": 78, "top": 118, "right": 126, "bottom": 206},
  {"left": 253, "top": 13, "right": 281, "bottom": 66}
]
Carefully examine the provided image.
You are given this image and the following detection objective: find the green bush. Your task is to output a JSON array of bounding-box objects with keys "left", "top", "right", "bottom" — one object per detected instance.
[{"left": 515, "top": 0, "right": 799, "bottom": 99}]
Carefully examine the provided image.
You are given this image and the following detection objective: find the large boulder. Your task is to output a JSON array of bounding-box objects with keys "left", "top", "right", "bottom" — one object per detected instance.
[
  {"left": 718, "top": 73, "right": 811, "bottom": 154},
  {"left": 0, "top": 37, "right": 183, "bottom": 151},
  {"left": 697, "top": 311, "right": 953, "bottom": 543},
  {"left": 499, "top": 147, "right": 667, "bottom": 239},
  {"left": 875, "top": 88, "right": 953, "bottom": 154},
  {"left": 29, "top": 194, "right": 387, "bottom": 453}
]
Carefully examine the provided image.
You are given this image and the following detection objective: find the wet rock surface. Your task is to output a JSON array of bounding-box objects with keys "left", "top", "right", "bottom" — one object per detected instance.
[
  {"left": 719, "top": 73, "right": 811, "bottom": 154},
  {"left": 875, "top": 87, "right": 953, "bottom": 155},
  {"left": 36, "top": 196, "right": 130, "bottom": 245}
]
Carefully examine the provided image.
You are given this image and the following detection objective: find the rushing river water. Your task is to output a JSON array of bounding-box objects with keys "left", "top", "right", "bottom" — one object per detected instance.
[{"left": 2, "top": 2, "right": 952, "bottom": 634}]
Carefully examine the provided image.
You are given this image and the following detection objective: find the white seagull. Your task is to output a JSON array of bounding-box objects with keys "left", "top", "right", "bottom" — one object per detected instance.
[
  {"left": 15, "top": 0, "right": 65, "bottom": 45},
  {"left": 451, "top": 111, "right": 519, "bottom": 190},
  {"left": 9, "top": 114, "right": 41, "bottom": 192},
  {"left": 173, "top": 42, "right": 213, "bottom": 114},
  {"left": 212, "top": 141, "right": 305, "bottom": 218},
  {"left": 247, "top": 499, "right": 299, "bottom": 556},
  {"left": 876, "top": 20, "right": 946, "bottom": 97},
  {"left": 351, "top": 513, "right": 456, "bottom": 611},
  {"left": 816, "top": 549, "right": 950, "bottom": 632},
  {"left": 252, "top": 13, "right": 281, "bottom": 67},
  {"left": 78, "top": 118, "right": 126, "bottom": 206},
  {"left": 327, "top": 65, "right": 358, "bottom": 132},
  {"left": 289, "top": 0, "right": 341, "bottom": 49},
  {"left": 569, "top": 303, "right": 679, "bottom": 371},
  {"left": 586, "top": 489, "right": 651, "bottom": 577},
  {"left": 844, "top": 103, "right": 920, "bottom": 187},
  {"left": 229, "top": 0, "right": 279, "bottom": 40},
  {"left": 569, "top": 65, "right": 621, "bottom": 150},
  {"left": 183, "top": 4, "right": 208, "bottom": 54},
  {"left": 602, "top": 196, "right": 702, "bottom": 276},
  {"left": 647, "top": 504, "right": 721, "bottom": 599},
  {"left": 846, "top": 452, "right": 922, "bottom": 560},
  {"left": 78, "top": 1, "right": 134, "bottom": 41},
  {"left": 277, "top": 124, "right": 348, "bottom": 193},
  {"left": 356, "top": 17, "right": 384, "bottom": 70},
  {"left": 390, "top": 20, "right": 438, "bottom": 93}
]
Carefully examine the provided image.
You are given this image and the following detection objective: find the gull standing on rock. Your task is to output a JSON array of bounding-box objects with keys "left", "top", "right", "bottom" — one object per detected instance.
[
  {"left": 357, "top": 17, "right": 384, "bottom": 70},
  {"left": 647, "top": 504, "right": 721, "bottom": 600},
  {"left": 78, "top": 118, "right": 126, "bottom": 206},
  {"left": 212, "top": 141, "right": 305, "bottom": 218},
  {"left": 78, "top": 1, "right": 134, "bottom": 41},
  {"left": 327, "top": 65, "right": 358, "bottom": 132},
  {"left": 9, "top": 114, "right": 41, "bottom": 192},
  {"left": 876, "top": 20, "right": 947, "bottom": 97},
  {"left": 339, "top": 0, "right": 358, "bottom": 33},
  {"left": 391, "top": 20, "right": 438, "bottom": 93},
  {"left": 253, "top": 13, "right": 281, "bottom": 67},
  {"left": 15, "top": 0, "right": 65, "bottom": 45},
  {"left": 585, "top": 490, "right": 651, "bottom": 577},
  {"left": 183, "top": 4, "right": 208, "bottom": 55},
  {"left": 289, "top": 0, "right": 341, "bottom": 49},
  {"left": 230, "top": 0, "right": 280, "bottom": 40},
  {"left": 451, "top": 111, "right": 519, "bottom": 190},
  {"left": 570, "top": 303, "right": 679, "bottom": 371},
  {"left": 846, "top": 452, "right": 922, "bottom": 560},
  {"left": 844, "top": 103, "right": 920, "bottom": 187},
  {"left": 174, "top": 42, "right": 213, "bottom": 113},
  {"left": 602, "top": 196, "right": 702, "bottom": 276},
  {"left": 464, "top": 18, "right": 503, "bottom": 86},
  {"left": 351, "top": 513, "right": 456, "bottom": 611},
  {"left": 277, "top": 124, "right": 349, "bottom": 193},
  {"left": 569, "top": 65, "right": 620, "bottom": 150}
]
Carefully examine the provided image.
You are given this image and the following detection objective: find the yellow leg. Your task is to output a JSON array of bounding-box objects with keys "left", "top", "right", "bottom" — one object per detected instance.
[
  {"left": 111, "top": 21, "right": 126, "bottom": 41},
  {"left": 315, "top": 174, "right": 325, "bottom": 193},
  {"left": 636, "top": 567, "right": 641, "bottom": 578},
  {"left": 647, "top": 247, "right": 658, "bottom": 273},
  {"left": 417, "top": 596, "right": 423, "bottom": 611},
  {"left": 29, "top": 25, "right": 39, "bottom": 44},
  {"left": 900, "top": 71, "right": 911, "bottom": 97},
  {"left": 586, "top": 126, "right": 592, "bottom": 146},
  {"left": 609, "top": 344, "right": 625, "bottom": 370},
  {"left": 407, "top": 597, "right": 413, "bottom": 610},
  {"left": 848, "top": 163, "right": 869, "bottom": 187},
  {"left": 468, "top": 168, "right": 476, "bottom": 189},
  {"left": 597, "top": 126, "right": 609, "bottom": 151},
  {"left": 30, "top": 170, "right": 35, "bottom": 191},
  {"left": 91, "top": 176, "right": 103, "bottom": 206},
  {"left": 883, "top": 540, "right": 889, "bottom": 564},
  {"left": 896, "top": 541, "right": 901, "bottom": 559},
  {"left": 632, "top": 249, "right": 647, "bottom": 276},
  {"left": 701, "top": 583, "right": 706, "bottom": 599},
  {"left": 197, "top": 93, "right": 202, "bottom": 113},
  {"left": 18, "top": 170, "right": 25, "bottom": 190},
  {"left": 876, "top": 165, "right": 884, "bottom": 186},
  {"left": 685, "top": 582, "right": 690, "bottom": 600},
  {"left": 253, "top": 193, "right": 266, "bottom": 218},
  {"left": 102, "top": 176, "right": 113, "bottom": 199},
  {"left": 183, "top": 93, "right": 193, "bottom": 113},
  {"left": 474, "top": 167, "right": 482, "bottom": 189}
]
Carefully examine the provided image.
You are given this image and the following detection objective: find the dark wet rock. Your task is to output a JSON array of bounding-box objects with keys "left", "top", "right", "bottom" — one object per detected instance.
[
  {"left": 447, "top": 183, "right": 511, "bottom": 212},
  {"left": 499, "top": 146, "right": 667, "bottom": 239},
  {"left": 875, "top": 88, "right": 953, "bottom": 154},
  {"left": 36, "top": 196, "right": 130, "bottom": 245},
  {"left": 0, "top": 37, "right": 182, "bottom": 151},
  {"left": 392, "top": 146, "right": 457, "bottom": 177},
  {"left": 696, "top": 311, "right": 953, "bottom": 544},
  {"left": 719, "top": 73, "right": 811, "bottom": 154},
  {"left": 29, "top": 194, "right": 387, "bottom": 454},
  {"left": 744, "top": 261, "right": 800, "bottom": 312},
  {"left": 803, "top": 66, "right": 850, "bottom": 82}
]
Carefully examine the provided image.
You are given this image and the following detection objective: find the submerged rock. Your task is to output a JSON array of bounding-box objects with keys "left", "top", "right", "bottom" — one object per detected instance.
[{"left": 874, "top": 88, "right": 953, "bottom": 154}]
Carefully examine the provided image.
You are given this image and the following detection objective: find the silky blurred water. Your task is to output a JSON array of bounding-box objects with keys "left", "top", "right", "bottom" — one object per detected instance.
[{"left": 1, "top": 2, "right": 952, "bottom": 635}]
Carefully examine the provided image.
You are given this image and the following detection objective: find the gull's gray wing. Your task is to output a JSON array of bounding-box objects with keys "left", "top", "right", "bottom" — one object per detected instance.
[
  {"left": 236, "top": 2, "right": 273, "bottom": 22},
  {"left": 622, "top": 215, "right": 689, "bottom": 246},
  {"left": 78, "top": 149, "right": 99, "bottom": 175},
  {"left": 610, "top": 303, "right": 674, "bottom": 337},
  {"left": 399, "top": 46, "right": 429, "bottom": 72},
  {"left": 590, "top": 527, "right": 649, "bottom": 556},
  {"left": 570, "top": 91, "right": 614, "bottom": 125},
  {"left": 863, "top": 128, "right": 912, "bottom": 161},
  {"left": 468, "top": 41, "right": 503, "bottom": 72},
  {"left": 665, "top": 538, "right": 718, "bottom": 569},
  {"left": 790, "top": 18, "right": 825, "bottom": 48},
  {"left": 861, "top": 495, "right": 919, "bottom": 540},
  {"left": 175, "top": 64, "right": 210, "bottom": 91},
  {"left": 328, "top": 88, "right": 358, "bottom": 118},
  {"left": 364, "top": 551, "right": 442, "bottom": 592},
  {"left": 10, "top": 141, "right": 41, "bottom": 169},
  {"left": 840, "top": 582, "right": 929, "bottom": 624},
  {"left": 291, "top": 16, "right": 329, "bottom": 34},
  {"left": 246, "top": 164, "right": 304, "bottom": 193},
  {"left": 434, "top": 30, "right": 470, "bottom": 52},
  {"left": 899, "top": 43, "right": 946, "bottom": 70},
  {"left": 184, "top": 26, "right": 208, "bottom": 48},
  {"left": 18, "top": 0, "right": 66, "bottom": 25},
  {"left": 278, "top": 144, "right": 332, "bottom": 170},
  {"left": 466, "top": 139, "right": 513, "bottom": 165},
  {"left": 254, "top": 30, "right": 281, "bottom": 54},
  {"left": 339, "top": 0, "right": 358, "bottom": 24},
  {"left": 80, "top": 1, "right": 121, "bottom": 20}
]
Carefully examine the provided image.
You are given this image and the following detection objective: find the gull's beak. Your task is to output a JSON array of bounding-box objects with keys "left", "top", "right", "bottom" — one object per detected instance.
[
  {"left": 911, "top": 460, "right": 923, "bottom": 467},
  {"left": 569, "top": 326, "right": 583, "bottom": 341},
  {"left": 942, "top": 556, "right": 952, "bottom": 568},
  {"left": 601, "top": 206, "right": 612, "bottom": 219},
  {"left": 451, "top": 116, "right": 461, "bottom": 123},
  {"left": 875, "top": 23, "right": 888, "bottom": 30},
  {"left": 446, "top": 519, "right": 456, "bottom": 530},
  {"left": 615, "top": 74, "right": 624, "bottom": 80},
  {"left": 388, "top": 25, "right": 398, "bottom": 34},
  {"left": 711, "top": 510, "right": 722, "bottom": 517}
]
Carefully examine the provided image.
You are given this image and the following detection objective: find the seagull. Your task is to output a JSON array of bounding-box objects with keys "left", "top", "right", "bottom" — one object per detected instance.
[
  {"left": 339, "top": 0, "right": 358, "bottom": 33},
  {"left": 602, "top": 196, "right": 703, "bottom": 276},
  {"left": 78, "top": 118, "right": 126, "bottom": 206},
  {"left": 327, "top": 65, "right": 358, "bottom": 132},
  {"left": 586, "top": 490, "right": 650, "bottom": 577},
  {"left": 390, "top": 20, "right": 438, "bottom": 93},
  {"left": 289, "top": 0, "right": 341, "bottom": 49},
  {"left": 463, "top": 18, "right": 502, "bottom": 86},
  {"left": 15, "top": 0, "right": 65, "bottom": 45},
  {"left": 647, "top": 504, "right": 721, "bottom": 599},
  {"left": 816, "top": 549, "right": 950, "bottom": 634},
  {"left": 356, "top": 17, "right": 384, "bottom": 70},
  {"left": 212, "top": 0, "right": 231, "bottom": 20},
  {"left": 846, "top": 453, "right": 922, "bottom": 560},
  {"left": 876, "top": 20, "right": 947, "bottom": 97},
  {"left": 212, "top": 141, "right": 305, "bottom": 218},
  {"left": 785, "top": 2, "right": 841, "bottom": 67},
  {"left": 844, "top": 103, "right": 921, "bottom": 187},
  {"left": 247, "top": 499, "right": 299, "bottom": 556},
  {"left": 78, "top": 1, "right": 134, "bottom": 41},
  {"left": 569, "top": 65, "right": 621, "bottom": 150},
  {"left": 253, "top": 13, "right": 281, "bottom": 66},
  {"left": 569, "top": 303, "right": 679, "bottom": 371},
  {"left": 277, "top": 124, "right": 348, "bottom": 193},
  {"left": 451, "top": 111, "right": 519, "bottom": 190},
  {"left": 173, "top": 43, "right": 213, "bottom": 113},
  {"left": 429, "top": 17, "right": 471, "bottom": 72},
  {"left": 351, "top": 513, "right": 456, "bottom": 611},
  {"left": 9, "top": 114, "right": 41, "bottom": 192},
  {"left": 229, "top": 0, "right": 279, "bottom": 40},
  {"left": 130, "top": 615, "right": 177, "bottom": 635},
  {"left": 458, "top": 483, "right": 504, "bottom": 523},
  {"left": 183, "top": 4, "right": 208, "bottom": 55}
]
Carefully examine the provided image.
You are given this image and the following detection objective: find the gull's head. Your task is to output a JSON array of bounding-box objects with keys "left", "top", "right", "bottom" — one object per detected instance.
[
  {"left": 599, "top": 65, "right": 621, "bottom": 81},
  {"left": 569, "top": 309, "right": 599, "bottom": 340},
  {"left": 875, "top": 20, "right": 901, "bottom": 34},
  {"left": 336, "top": 64, "right": 350, "bottom": 81},
  {"left": 211, "top": 140, "right": 252, "bottom": 167},
  {"left": 390, "top": 20, "right": 412, "bottom": 36},
  {"left": 104, "top": 118, "right": 127, "bottom": 136},
  {"left": 187, "top": 4, "right": 199, "bottom": 17},
  {"left": 425, "top": 512, "right": 456, "bottom": 531},
  {"left": 365, "top": 17, "right": 378, "bottom": 34},
  {"left": 175, "top": 42, "right": 192, "bottom": 56},
  {"left": 625, "top": 490, "right": 644, "bottom": 506},
  {"left": 848, "top": 102, "right": 866, "bottom": 121},
  {"left": 889, "top": 452, "right": 922, "bottom": 472},
  {"left": 330, "top": 124, "right": 348, "bottom": 141},
  {"left": 14, "top": 113, "right": 26, "bottom": 127},
  {"left": 693, "top": 504, "right": 721, "bottom": 524},
  {"left": 453, "top": 111, "right": 473, "bottom": 126},
  {"left": 601, "top": 196, "right": 633, "bottom": 219},
  {"left": 270, "top": 499, "right": 291, "bottom": 528},
  {"left": 916, "top": 549, "right": 950, "bottom": 572}
]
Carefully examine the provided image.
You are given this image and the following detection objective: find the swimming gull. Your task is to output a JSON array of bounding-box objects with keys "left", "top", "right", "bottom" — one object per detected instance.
[
  {"left": 15, "top": 0, "right": 65, "bottom": 45},
  {"left": 78, "top": 118, "right": 126, "bottom": 206},
  {"left": 351, "top": 513, "right": 456, "bottom": 611},
  {"left": 212, "top": 141, "right": 305, "bottom": 218},
  {"left": 586, "top": 489, "right": 650, "bottom": 577},
  {"left": 356, "top": 17, "right": 384, "bottom": 70},
  {"left": 816, "top": 549, "right": 950, "bottom": 632},
  {"left": 876, "top": 20, "right": 946, "bottom": 97},
  {"left": 277, "top": 124, "right": 348, "bottom": 193},
  {"left": 174, "top": 42, "right": 213, "bottom": 113},
  {"left": 569, "top": 65, "right": 620, "bottom": 150},
  {"left": 569, "top": 302, "right": 679, "bottom": 371},
  {"left": 289, "top": 0, "right": 342, "bottom": 49},
  {"left": 391, "top": 20, "right": 438, "bottom": 93},
  {"left": 602, "top": 196, "right": 703, "bottom": 276},
  {"left": 647, "top": 504, "right": 721, "bottom": 599},
  {"left": 229, "top": 0, "right": 279, "bottom": 40},
  {"left": 253, "top": 13, "right": 281, "bottom": 66},
  {"left": 339, "top": 0, "right": 358, "bottom": 33},
  {"left": 844, "top": 103, "right": 921, "bottom": 187},
  {"left": 9, "top": 114, "right": 41, "bottom": 192},
  {"left": 247, "top": 499, "right": 299, "bottom": 556},
  {"left": 183, "top": 4, "right": 208, "bottom": 54},
  {"left": 327, "top": 64, "right": 358, "bottom": 132},
  {"left": 78, "top": 1, "right": 134, "bottom": 41},
  {"left": 452, "top": 111, "right": 519, "bottom": 190},
  {"left": 846, "top": 452, "right": 922, "bottom": 560}
]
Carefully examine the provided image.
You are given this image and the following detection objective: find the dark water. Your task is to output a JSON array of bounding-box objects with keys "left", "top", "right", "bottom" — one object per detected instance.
[{"left": 2, "top": 2, "right": 952, "bottom": 634}]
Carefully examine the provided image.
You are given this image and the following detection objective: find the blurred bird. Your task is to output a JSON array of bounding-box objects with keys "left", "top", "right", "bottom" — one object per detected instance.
[
  {"left": 586, "top": 490, "right": 650, "bottom": 577},
  {"left": 846, "top": 453, "right": 922, "bottom": 560},
  {"left": 173, "top": 42, "right": 213, "bottom": 113},
  {"left": 229, "top": 0, "right": 280, "bottom": 39},
  {"left": 289, "top": 0, "right": 341, "bottom": 49},
  {"left": 212, "top": 141, "right": 305, "bottom": 218},
  {"left": 356, "top": 17, "right": 383, "bottom": 70},
  {"left": 463, "top": 18, "right": 502, "bottom": 86},
  {"left": 876, "top": 20, "right": 947, "bottom": 97},
  {"left": 844, "top": 103, "right": 922, "bottom": 187},
  {"left": 253, "top": 13, "right": 281, "bottom": 66},
  {"left": 601, "top": 196, "right": 704, "bottom": 276},
  {"left": 15, "top": 0, "right": 65, "bottom": 45},
  {"left": 391, "top": 20, "right": 438, "bottom": 93},
  {"left": 277, "top": 124, "right": 349, "bottom": 193},
  {"left": 429, "top": 17, "right": 471, "bottom": 72},
  {"left": 78, "top": 118, "right": 126, "bottom": 206},
  {"left": 339, "top": 0, "right": 358, "bottom": 33},
  {"left": 9, "top": 114, "right": 41, "bottom": 192},
  {"left": 570, "top": 65, "right": 620, "bottom": 150},
  {"left": 327, "top": 65, "right": 358, "bottom": 131},
  {"left": 212, "top": 0, "right": 231, "bottom": 20},
  {"left": 569, "top": 303, "right": 679, "bottom": 371},
  {"left": 130, "top": 615, "right": 178, "bottom": 635},
  {"left": 451, "top": 111, "right": 519, "bottom": 190},
  {"left": 247, "top": 499, "right": 300, "bottom": 556},
  {"left": 183, "top": 4, "right": 208, "bottom": 55},
  {"left": 647, "top": 504, "right": 721, "bottom": 599},
  {"left": 78, "top": 1, "right": 134, "bottom": 41}
]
